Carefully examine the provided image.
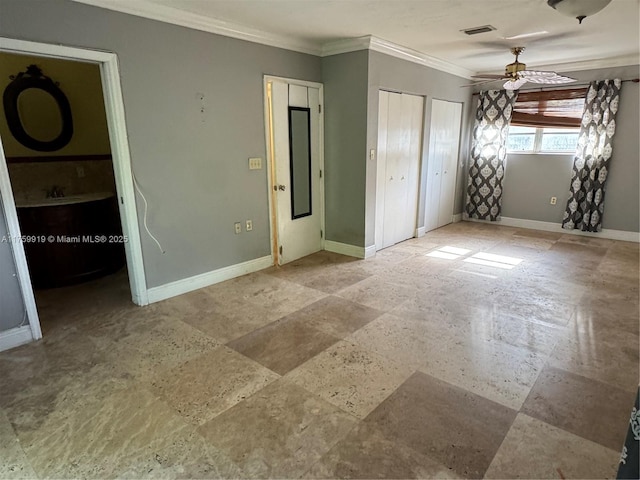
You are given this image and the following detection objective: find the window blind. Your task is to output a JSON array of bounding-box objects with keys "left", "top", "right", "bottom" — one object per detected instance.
[{"left": 511, "top": 88, "right": 587, "bottom": 128}]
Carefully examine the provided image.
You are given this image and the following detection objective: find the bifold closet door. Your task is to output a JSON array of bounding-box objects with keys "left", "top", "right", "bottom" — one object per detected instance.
[
  {"left": 425, "top": 99, "right": 462, "bottom": 233},
  {"left": 376, "top": 90, "right": 424, "bottom": 250}
]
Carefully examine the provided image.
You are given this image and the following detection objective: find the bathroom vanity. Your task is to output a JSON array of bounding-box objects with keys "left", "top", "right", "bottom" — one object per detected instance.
[{"left": 17, "top": 192, "right": 125, "bottom": 288}]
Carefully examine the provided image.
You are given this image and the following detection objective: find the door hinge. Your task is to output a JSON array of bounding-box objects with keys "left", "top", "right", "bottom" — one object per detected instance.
[
  {"left": 320, "top": 230, "right": 323, "bottom": 238},
  {"left": 319, "top": 169, "right": 322, "bottom": 178},
  {"left": 279, "top": 245, "right": 283, "bottom": 255},
  {"left": 319, "top": 104, "right": 322, "bottom": 114}
]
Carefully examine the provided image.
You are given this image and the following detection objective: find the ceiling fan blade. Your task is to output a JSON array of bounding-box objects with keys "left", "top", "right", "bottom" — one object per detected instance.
[
  {"left": 520, "top": 70, "right": 576, "bottom": 84},
  {"left": 471, "top": 74, "right": 505, "bottom": 79},
  {"left": 460, "top": 79, "right": 501, "bottom": 88},
  {"left": 504, "top": 78, "right": 528, "bottom": 90}
]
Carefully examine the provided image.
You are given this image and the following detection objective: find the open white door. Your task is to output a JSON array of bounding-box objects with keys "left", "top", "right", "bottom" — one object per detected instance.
[{"left": 266, "top": 78, "right": 323, "bottom": 265}]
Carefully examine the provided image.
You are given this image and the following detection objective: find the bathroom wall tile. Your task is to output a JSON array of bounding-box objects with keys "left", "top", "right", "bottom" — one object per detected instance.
[
  {"left": 198, "top": 379, "right": 357, "bottom": 478},
  {"left": 485, "top": 414, "right": 620, "bottom": 479}
]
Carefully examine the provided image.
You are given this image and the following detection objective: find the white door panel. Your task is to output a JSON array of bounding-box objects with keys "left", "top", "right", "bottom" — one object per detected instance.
[
  {"left": 376, "top": 90, "right": 424, "bottom": 250},
  {"left": 425, "top": 99, "right": 462, "bottom": 232},
  {"left": 270, "top": 81, "right": 322, "bottom": 264}
]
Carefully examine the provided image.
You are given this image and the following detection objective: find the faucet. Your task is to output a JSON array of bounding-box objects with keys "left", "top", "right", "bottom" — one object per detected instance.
[{"left": 46, "top": 186, "right": 65, "bottom": 198}]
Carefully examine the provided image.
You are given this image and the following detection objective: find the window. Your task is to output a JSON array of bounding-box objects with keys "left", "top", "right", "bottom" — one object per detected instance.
[
  {"left": 508, "top": 87, "right": 586, "bottom": 154},
  {"left": 508, "top": 126, "right": 580, "bottom": 153}
]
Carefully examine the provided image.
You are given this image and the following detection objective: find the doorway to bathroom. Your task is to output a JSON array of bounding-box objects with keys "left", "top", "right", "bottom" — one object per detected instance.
[{"left": 0, "top": 38, "right": 147, "bottom": 352}]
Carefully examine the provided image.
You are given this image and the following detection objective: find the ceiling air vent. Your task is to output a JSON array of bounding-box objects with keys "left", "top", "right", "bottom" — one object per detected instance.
[{"left": 461, "top": 25, "right": 496, "bottom": 35}]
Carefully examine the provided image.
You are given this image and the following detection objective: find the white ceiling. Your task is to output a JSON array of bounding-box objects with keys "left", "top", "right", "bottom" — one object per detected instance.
[{"left": 77, "top": 0, "right": 639, "bottom": 75}]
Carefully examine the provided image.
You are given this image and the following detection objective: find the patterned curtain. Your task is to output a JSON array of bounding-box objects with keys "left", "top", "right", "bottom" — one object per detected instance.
[
  {"left": 562, "top": 79, "right": 622, "bottom": 232},
  {"left": 465, "top": 90, "right": 518, "bottom": 221}
]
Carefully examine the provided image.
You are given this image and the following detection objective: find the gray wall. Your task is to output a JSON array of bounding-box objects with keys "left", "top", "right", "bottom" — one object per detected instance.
[
  {"left": 366, "top": 51, "right": 473, "bottom": 247},
  {"left": 0, "top": 0, "right": 322, "bottom": 288},
  {"left": 321, "top": 51, "right": 369, "bottom": 246},
  {"left": 501, "top": 65, "right": 640, "bottom": 232},
  {"left": 0, "top": 198, "right": 26, "bottom": 331}
]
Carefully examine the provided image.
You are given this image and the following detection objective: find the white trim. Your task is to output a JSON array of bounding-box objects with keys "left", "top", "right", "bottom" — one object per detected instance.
[
  {"left": 0, "top": 135, "right": 41, "bottom": 341},
  {"left": 147, "top": 255, "right": 273, "bottom": 303},
  {"left": 453, "top": 213, "right": 463, "bottom": 223},
  {"left": 68, "top": 3, "right": 636, "bottom": 78},
  {"left": 364, "top": 245, "right": 377, "bottom": 259},
  {"left": 324, "top": 240, "right": 366, "bottom": 259},
  {"left": 72, "top": 0, "right": 320, "bottom": 55},
  {"left": 416, "top": 226, "right": 426, "bottom": 238},
  {"left": 530, "top": 54, "right": 640, "bottom": 74},
  {"left": 465, "top": 217, "right": 640, "bottom": 243},
  {"left": 0, "top": 37, "right": 149, "bottom": 343},
  {"left": 0, "top": 326, "right": 34, "bottom": 352},
  {"left": 322, "top": 36, "right": 475, "bottom": 79}
]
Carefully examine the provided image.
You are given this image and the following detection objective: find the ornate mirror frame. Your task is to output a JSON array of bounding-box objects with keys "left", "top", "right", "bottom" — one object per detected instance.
[{"left": 3, "top": 64, "right": 73, "bottom": 152}]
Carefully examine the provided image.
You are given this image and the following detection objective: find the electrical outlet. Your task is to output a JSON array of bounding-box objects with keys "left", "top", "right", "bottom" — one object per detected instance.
[
  {"left": 249, "top": 157, "right": 262, "bottom": 170},
  {"left": 234, "top": 222, "right": 242, "bottom": 234},
  {"left": 246, "top": 220, "right": 253, "bottom": 231},
  {"left": 550, "top": 196, "right": 557, "bottom": 205},
  {"left": 76, "top": 166, "right": 85, "bottom": 178}
]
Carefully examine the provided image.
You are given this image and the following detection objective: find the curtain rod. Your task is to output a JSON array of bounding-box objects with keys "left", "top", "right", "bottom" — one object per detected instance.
[{"left": 471, "top": 78, "right": 639, "bottom": 95}]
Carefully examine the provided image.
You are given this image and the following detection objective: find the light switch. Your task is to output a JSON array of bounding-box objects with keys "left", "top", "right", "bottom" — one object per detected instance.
[{"left": 249, "top": 157, "right": 262, "bottom": 170}]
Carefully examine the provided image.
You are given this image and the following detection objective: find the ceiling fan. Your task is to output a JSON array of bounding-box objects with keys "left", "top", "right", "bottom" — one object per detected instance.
[{"left": 467, "top": 47, "right": 576, "bottom": 90}]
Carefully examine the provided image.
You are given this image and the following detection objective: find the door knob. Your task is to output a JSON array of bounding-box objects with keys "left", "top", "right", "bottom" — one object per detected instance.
[{"left": 278, "top": 185, "right": 286, "bottom": 191}]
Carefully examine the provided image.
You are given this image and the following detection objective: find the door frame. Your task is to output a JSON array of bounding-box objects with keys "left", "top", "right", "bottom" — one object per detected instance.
[
  {"left": 0, "top": 37, "right": 149, "bottom": 344},
  {"left": 263, "top": 75, "right": 325, "bottom": 265}
]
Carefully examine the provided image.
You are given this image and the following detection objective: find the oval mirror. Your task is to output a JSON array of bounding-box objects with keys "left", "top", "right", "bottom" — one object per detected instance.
[
  {"left": 3, "top": 65, "right": 73, "bottom": 152},
  {"left": 17, "top": 87, "right": 64, "bottom": 143}
]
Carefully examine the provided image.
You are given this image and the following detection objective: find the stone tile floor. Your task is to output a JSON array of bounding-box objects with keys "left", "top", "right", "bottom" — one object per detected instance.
[{"left": 0, "top": 222, "right": 638, "bottom": 479}]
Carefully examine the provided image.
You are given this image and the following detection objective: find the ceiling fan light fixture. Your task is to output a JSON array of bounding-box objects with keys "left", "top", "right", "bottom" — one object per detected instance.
[{"left": 547, "top": 0, "right": 613, "bottom": 24}]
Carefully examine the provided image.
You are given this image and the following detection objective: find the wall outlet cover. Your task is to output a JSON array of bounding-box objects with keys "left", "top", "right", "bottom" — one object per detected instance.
[{"left": 234, "top": 222, "right": 242, "bottom": 234}]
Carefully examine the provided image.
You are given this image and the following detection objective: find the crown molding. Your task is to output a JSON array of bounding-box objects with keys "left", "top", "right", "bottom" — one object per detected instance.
[
  {"left": 534, "top": 54, "right": 640, "bottom": 73},
  {"left": 322, "top": 35, "right": 475, "bottom": 79},
  {"left": 72, "top": 1, "right": 636, "bottom": 80},
  {"left": 71, "top": 0, "right": 322, "bottom": 56},
  {"left": 476, "top": 53, "right": 640, "bottom": 77}
]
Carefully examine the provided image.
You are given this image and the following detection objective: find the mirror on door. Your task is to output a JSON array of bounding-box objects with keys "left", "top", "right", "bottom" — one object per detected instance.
[{"left": 288, "top": 107, "right": 312, "bottom": 219}]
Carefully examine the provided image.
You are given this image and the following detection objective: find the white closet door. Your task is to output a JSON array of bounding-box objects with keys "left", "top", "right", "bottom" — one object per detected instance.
[
  {"left": 437, "top": 101, "right": 462, "bottom": 227},
  {"left": 376, "top": 90, "right": 424, "bottom": 250},
  {"left": 425, "top": 99, "right": 462, "bottom": 232},
  {"left": 401, "top": 94, "right": 424, "bottom": 240}
]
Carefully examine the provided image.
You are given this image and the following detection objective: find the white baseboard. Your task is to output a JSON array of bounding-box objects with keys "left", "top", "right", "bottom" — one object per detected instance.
[
  {"left": 415, "top": 226, "right": 426, "bottom": 238},
  {"left": 324, "top": 240, "right": 368, "bottom": 259},
  {"left": 453, "top": 213, "right": 463, "bottom": 223},
  {"left": 364, "top": 245, "right": 377, "bottom": 259},
  {"left": 465, "top": 216, "right": 640, "bottom": 243},
  {"left": 0, "top": 325, "right": 34, "bottom": 352},
  {"left": 147, "top": 255, "right": 273, "bottom": 303}
]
